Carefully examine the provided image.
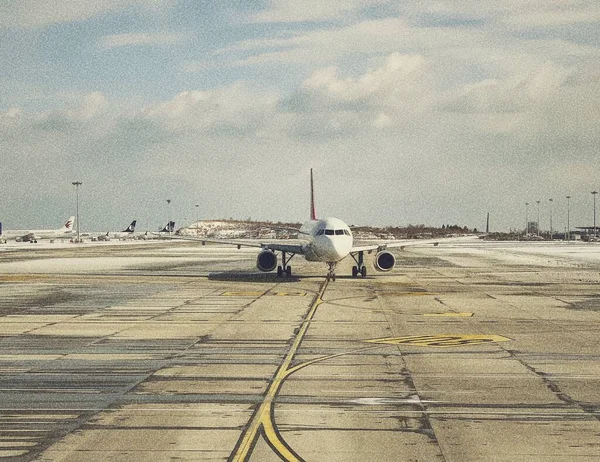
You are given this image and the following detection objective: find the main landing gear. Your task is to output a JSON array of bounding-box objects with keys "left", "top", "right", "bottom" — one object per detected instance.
[
  {"left": 277, "top": 251, "right": 295, "bottom": 278},
  {"left": 350, "top": 251, "right": 367, "bottom": 278}
]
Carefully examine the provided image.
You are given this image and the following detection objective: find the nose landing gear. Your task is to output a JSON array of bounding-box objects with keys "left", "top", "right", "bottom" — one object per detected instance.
[{"left": 327, "top": 262, "right": 337, "bottom": 281}]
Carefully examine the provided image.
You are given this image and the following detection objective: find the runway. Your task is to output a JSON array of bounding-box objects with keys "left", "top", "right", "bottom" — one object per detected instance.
[{"left": 1, "top": 240, "right": 599, "bottom": 461}]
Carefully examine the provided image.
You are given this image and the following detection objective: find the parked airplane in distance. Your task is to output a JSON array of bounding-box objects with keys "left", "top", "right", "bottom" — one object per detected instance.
[
  {"left": 167, "top": 170, "right": 444, "bottom": 280},
  {"left": 92, "top": 220, "right": 137, "bottom": 241},
  {"left": 160, "top": 221, "right": 176, "bottom": 234},
  {"left": 0, "top": 216, "right": 75, "bottom": 243}
]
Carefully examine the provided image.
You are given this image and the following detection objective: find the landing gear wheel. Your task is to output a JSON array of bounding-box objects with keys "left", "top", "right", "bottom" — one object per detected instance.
[
  {"left": 277, "top": 266, "right": 283, "bottom": 277},
  {"left": 326, "top": 262, "right": 337, "bottom": 281},
  {"left": 360, "top": 266, "right": 367, "bottom": 277},
  {"left": 352, "top": 266, "right": 358, "bottom": 278},
  {"left": 285, "top": 266, "right": 292, "bottom": 277}
]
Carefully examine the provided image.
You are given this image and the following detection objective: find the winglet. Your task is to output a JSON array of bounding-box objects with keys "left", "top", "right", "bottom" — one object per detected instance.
[{"left": 310, "top": 168, "right": 317, "bottom": 220}]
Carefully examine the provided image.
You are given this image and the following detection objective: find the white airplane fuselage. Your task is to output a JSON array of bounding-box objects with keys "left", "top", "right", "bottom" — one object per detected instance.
[
  {"left": 1, "top": 216, "right": 75, "bottom": 242},
  {"left": 299, "top": 217, "right": 353, "bottom": 263}
]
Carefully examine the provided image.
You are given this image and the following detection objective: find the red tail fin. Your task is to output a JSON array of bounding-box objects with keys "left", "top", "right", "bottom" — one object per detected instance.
[{"left": 310, "top": 168, "right": 317, "bottom": 220}]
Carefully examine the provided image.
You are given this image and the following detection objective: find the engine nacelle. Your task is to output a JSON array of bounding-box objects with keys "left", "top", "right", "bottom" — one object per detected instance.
[
  {"left": 374, "top": 251, "right": 395, "bottom": 271},
  {"left": 256, "top": 249, "right": 277, "bottom": 272}
]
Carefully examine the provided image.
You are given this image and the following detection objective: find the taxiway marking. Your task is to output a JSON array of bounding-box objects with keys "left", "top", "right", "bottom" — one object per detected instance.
[
  {"left": 221, "top": 291, "right": 306, "bottom": 297},
  {"left": 422, "top": 312, "right": 474, "bottom": 317},
  {"left": 366, "top": 334, "right": 511, "bottom": 348},
  {"left": 230, "top": 279, "right": 329, "bottom": 462}
]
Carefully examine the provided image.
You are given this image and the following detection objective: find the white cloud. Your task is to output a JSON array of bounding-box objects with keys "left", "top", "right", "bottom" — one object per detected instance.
[
  {"left": 283, "top": 53, "right": 432, "bottom": 137},
  {"left": 440, "top": 62, "right": 574, "bottom": 115},
  {"left": 99, "top": 32, "right": 187, "bottom": 49},
  {"left": 303, "top": 53, "right": 427, "bottom": 101},
  {"left": 141, "top": 83, "right": 279, "bottom": 135}
]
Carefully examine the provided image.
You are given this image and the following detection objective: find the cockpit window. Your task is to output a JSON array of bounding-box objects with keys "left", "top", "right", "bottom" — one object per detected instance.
[
  {"left": 325, "top": 229, "right": 334, "bottom": 235},
  {"left": 316, "top": 229, "right": 324, "bottom": 236},
  {"left": 335, "top": 229, "right": 344, "bottom": 235},
  {"left": 344, "top": 229, "right": 351, "bottom": 236}
]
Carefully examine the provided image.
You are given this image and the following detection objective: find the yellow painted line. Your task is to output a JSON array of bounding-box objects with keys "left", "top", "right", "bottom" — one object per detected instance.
[
  {"left": 0, "top": 275, "right": 51, "bottom": 282},
  {"left": 366, "top": 334, "right": 511, "bottom": 348},
  {"left": 220, "top": 291, "right": 306, "bottom": 297},
  {"left": 270, "top": 292, "right": 307, "bottom": 297},
  {"left": 0, "top": 450, "right": 30, "bottom": 457},
  {"left": 422, "top": 312, "right": 474, "bottom": 317},
  {"left": 382, "top": 291, "right": 435, "bottom": 296},
  {"left": 230, "top": 281, "right": 328, "bottom": 462},
  {"left": 0, "top": 442, "right": 37, "bottom": 448},
  {"left": 221, "top": 291, "right": 265, "bottom": 297}
]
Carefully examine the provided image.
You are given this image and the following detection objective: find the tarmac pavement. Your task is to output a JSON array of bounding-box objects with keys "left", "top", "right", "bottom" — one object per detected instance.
[{"left": 0, "top": 240, "right": 599, "bottom": 461}]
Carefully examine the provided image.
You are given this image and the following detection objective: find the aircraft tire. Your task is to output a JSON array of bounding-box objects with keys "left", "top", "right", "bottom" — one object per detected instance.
[
  {"left": 360, "top": 266, "right": 367, "bottom": 277},
  {"left": 285, "top": 266, "right": 292, "bottom": 277},
  {"left": 277, "top": 266, "right": 283, "bottom": 277},
  {"left": 352, "top": 266, "right": 358, "bottom": 278}
]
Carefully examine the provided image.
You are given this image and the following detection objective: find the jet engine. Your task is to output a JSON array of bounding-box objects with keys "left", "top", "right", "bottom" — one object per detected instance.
[
  {"left": 256, "top": 249, "right": 277, "bottom": 272},
  {"left": 374, "top": 251, "right": 395, "bottom": 271}
]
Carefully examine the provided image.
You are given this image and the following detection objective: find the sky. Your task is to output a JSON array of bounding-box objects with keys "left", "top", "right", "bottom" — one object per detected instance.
[{"left": 1, "top": 0, "right": 599, "bottom": 233}]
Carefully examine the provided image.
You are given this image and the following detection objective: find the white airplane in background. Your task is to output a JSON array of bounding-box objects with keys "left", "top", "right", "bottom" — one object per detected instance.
[
  {"left": 92, "top": 220, "right": 137, "bottom": 241},
  {"left": 140, "top": 221, "right": 176, "bottom": 240},
  {"left": 169, "top": 170, "right": 446, "bottom": 280},
  {"left": 0, "top": 216, "right": 75, "bottom": 243}
]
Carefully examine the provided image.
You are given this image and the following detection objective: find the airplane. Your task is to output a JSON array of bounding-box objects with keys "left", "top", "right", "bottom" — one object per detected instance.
[
  {"left": 160, "top": 221, "right": 176, "bottom": 234},
  {"left": 140, "top": 221, "right": 176, "bottom": 240},
  {"left": 0, "top": 216, "right": 75, "bottom": 243},
  {"left": 165, "top": 170, "right": 447, "bottom": 280},
  {"left": 91, "top": 220, "right": 137, "bottom": 241}
]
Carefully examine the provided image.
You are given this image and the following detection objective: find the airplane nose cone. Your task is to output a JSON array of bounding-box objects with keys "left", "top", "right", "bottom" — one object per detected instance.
[{"left": 322, "top": 237, "right": 352, "bottom": 262}]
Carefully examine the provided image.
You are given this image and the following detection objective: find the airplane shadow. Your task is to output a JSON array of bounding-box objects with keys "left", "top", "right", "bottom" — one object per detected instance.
[
  {"left": 208, "top": 271, "right": 302, "bottom": 283},
  {"left": 207, "top": 271, "right": 370, "bottom": 282}
]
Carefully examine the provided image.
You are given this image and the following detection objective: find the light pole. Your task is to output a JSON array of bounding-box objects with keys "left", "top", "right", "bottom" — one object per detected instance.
[
  {"left": 525, "top": 202, "right": 529, "bottom": 236},
  {"left": 72, "top": 181, "right": 82, "bottom": 243},
  {"left": 166, "top": 199, "right": 172, "bottom": 234},
  {"left": 536, "top": 200, "right": 541, "bottom": 236},
  {"left": 566, "top": 195, "right": 571, "bottom": 241},
  {"left": 195, "top": 204, "right": 199, "bottom": 235},
  {"left": 592, "top": 191, "right": 598, "bottom": 239},
  {"left": 549, "top": 198, "right": 553, "bottom": 240}
]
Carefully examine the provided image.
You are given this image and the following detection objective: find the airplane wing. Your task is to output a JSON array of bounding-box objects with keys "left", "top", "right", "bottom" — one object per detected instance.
[
  {"left": 159, "top": 234, "right": 306, "bottom": 255},
  {"left": 351, "top": 239, "right": 438, "bottom": 254},
  {"left": 351, "top": 235, "right": 476, "bottom": 254}
]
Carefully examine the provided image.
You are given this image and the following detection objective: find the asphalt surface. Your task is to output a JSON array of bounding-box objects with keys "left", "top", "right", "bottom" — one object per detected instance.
[{"left": 0, "top": 240, "right": 599, "bottom": 461}]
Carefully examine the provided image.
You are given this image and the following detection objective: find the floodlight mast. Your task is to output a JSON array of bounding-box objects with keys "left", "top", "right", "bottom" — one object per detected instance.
[
  {"left": 593, "top": 191, "right": 598, "bottom": 239},
  {"left": 72, "top": 181, "right": 82, "bottom": 243},
  {"left": 566, "top": 195, "right": 571, "bottom": 241},
  {"left": 549, "top": 198, "right": 553, "bottom": 240},
  {"left": 536, "top": 200, "right": 541, "bottom": 237}
]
